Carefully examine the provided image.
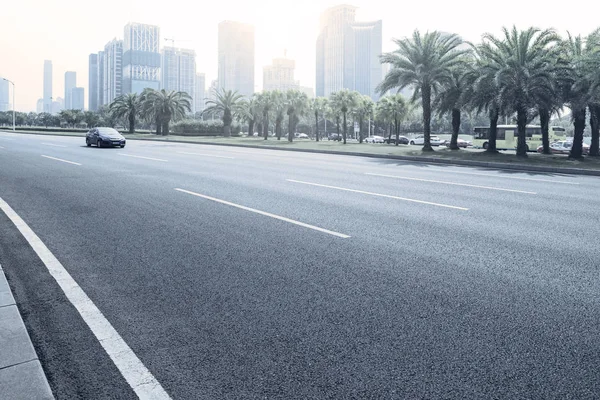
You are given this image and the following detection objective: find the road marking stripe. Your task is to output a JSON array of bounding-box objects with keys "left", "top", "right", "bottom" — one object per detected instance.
[
  {"left": 119, "top": 154, "right": 168, "bottom": 162},
  {"left": 41, "top": 155, "right": 81, "bottom": 166},
  {"left": 286, "top": 179, "right": 469, "bottom": 211},
  {"left": 42, "top": 143, "right": 67, "bottom": 148},
  {"left": 0, "top": 145, "right": 4, "bottom": 149},
  {"left": 175, "top": 188, "right": 350, "bottom": 238},
  {"left": 0, "top": 197, "right": 171, "bottom": 400},
  {"left": 177, "top": 151, "right": 235, "bottom": 159},
  {"left": 414, "top": 168, "right": 579, "bottom": 184},
  {"left": 365, "top": 173, "right": 537, "bottom": 194}
]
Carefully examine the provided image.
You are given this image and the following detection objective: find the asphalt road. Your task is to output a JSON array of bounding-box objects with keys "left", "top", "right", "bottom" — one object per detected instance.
[{"left": 1, "top": 131, "right": 599, "bottom": 399}]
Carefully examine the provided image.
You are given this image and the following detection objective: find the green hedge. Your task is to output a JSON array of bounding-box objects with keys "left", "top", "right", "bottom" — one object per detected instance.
[{"left": 171, "top": 120, "right": 241, "bottom": 136}]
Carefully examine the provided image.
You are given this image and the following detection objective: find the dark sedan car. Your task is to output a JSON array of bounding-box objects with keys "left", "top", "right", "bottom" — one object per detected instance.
[
  {"left": 385, "top": 135, "right": 409, "bottom": 145},
  {"left": 86, "top": 127, "right": 126, "bottom": 148}
]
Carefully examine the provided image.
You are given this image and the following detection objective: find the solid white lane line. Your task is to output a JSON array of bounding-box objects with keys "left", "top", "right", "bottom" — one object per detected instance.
[
  {"left": 413, "top": 168, "right": 580, "bottom": 185},
  {"left": 0, "top": 197, "right": 171, "bottom": 400},
  {"left": 176, "top": 151, "right": 235, "bottom": 159},
  {"left": 175, "top": 188, "right": 351, "bottom": 238},
  {"left": 365, "top": 173, "right": 537, "bottom": 194},
  {"left": 119, "top": 154, "right": 168, "bottom": 162},
  {"left": 41, "top": 155, "right": 81, "bottom": 166},
  {"left": 42, "top": 143, "right": 67, "bottom": 148},
  {"left": 286, "top": 179, "right": 469, "bottom": 211},
  {"left": 0, "top": 145, "right": 4, "bottom": 149}
]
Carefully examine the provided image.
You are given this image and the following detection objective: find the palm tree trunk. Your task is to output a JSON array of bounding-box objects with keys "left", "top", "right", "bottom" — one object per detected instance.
[
  {"left": 516, "top": 107, "right": 528, "bottom": 157},
  {"left": 359, "top": 116, "right": 364, "bottom": 143},
  {"left": 394, "top": 115, "right": 399, "bottom": 146},
  {"left": 248, "top": 120, "right": 254, "bottom": 138},
  {"left": 539, "top": 107, "right": 550, "bottom": 154},
  {"left": 342, "top": 112, "right": 347, "bottom": 144},
  {"left": 129, "top": 112, "right": 135, "bottom": 134},
  {"left": 336, "top": 117, "right": 340, "bottom": 136},
  {"left": 162, "top": 120, "right": 169, "bottom": 136},
  {"left": 156, "top": 116, "right": 162, "bottom": 135},
  {"left": 569, "top": 108, "right": 586, "bottom": 159},
  {"left": 288, "top": 114, "right": 293, "bottom": 142},
  {"left": 388, "top": 123, "right": 393, "bottom": 143},
  {"left": 276, "top": 118, "right": 282, "bottom": 140},
  {"left": 315, "top": 112, "right": 320, "bottom": 142},
  {"left": 263, "top": 112, "right": 269, "bottom": 140},
  {"left": 450, "top": 108, "right": 461, "bottom": 150},
  {"left": 486, "top": 109, "right": 499, "bottom": 153},
  {"left": 422, "top": 85, "right": 433, "bottom": 151},
  {"left": 589, "top": 104, "right": 600, "bottom": 157}
]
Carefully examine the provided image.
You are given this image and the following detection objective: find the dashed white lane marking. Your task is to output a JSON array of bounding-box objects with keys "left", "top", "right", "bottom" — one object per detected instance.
[
  {"left": 0, "top": 197, "right": 171, "bottom": 400},
  {"left": 365, "top": 173, "right": 537, "bottom": 194},
  {"left": 119, "top": 154, "right": 168, "bottom": 162},
  {"left": 0, "top": 145, "right": 5, "bottom": 149},
  {"left": 176, "top": 151, "right": 235, "bottom": 159},
  {"left": 175, "top": 188, "right": 351, "bottom": 238},
  {"left": 41, "top": 155, "right": 81, "bottom": 166},
  {"left": 286, "top": 179, "right": 469, "bottom": 211},
  {"left": 42, "top": 143, "right": 67, "bottom": 148},
  {"left": 412, "top": 168, "right": 580, "bottom": 185}
]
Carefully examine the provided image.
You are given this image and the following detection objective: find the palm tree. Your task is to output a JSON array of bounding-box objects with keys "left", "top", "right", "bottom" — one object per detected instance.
[
  {"left": 482, "top": 26, "right": 560, "bottom": 157},
  {"left": 285, "top": 90, "right": 309, "bottom": 142},
  {"left": 240, "top": 96, "right": 261, "bottom": 137},
  {"left": 311, "top": 97, "right": 328, "bottom": 142},
  {"left": 110, "top": 93, "right": 139, "bottom": 133},
  {"left": 354, "top": 96, "right": 374, "bottom": 143},
  {"left": 142, "top": 89, "right": 192, "bottom": 135},
  {"left": 256, "top": 91, "right": 274, "bottom": 140},
  {"left": 378, "top": 30, "right": 467, "bottom": 151},
  {"left": 376, "top": 98, "right": 394, "bottom": 142},
  {"left": 578, "top": 30, "right": 600, "bottom": 157},
  {"left": 271, "top": 90, "right": 286, "bottom": 140},
  {"left": 433, "top": 64, "right": 472, "bottom": 150},
  {"left": 203, "top": 88, "right": 245, "bottom": 137},
  {"left": 330, "top": 89, "right": 359, "bottom": 144},
  {"left": 558, "top": 33, "right": 600, "bottom": 159}
]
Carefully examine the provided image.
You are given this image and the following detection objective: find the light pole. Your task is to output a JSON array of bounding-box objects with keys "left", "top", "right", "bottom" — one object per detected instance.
[{"left": 2, "top": 78, "right": 15, "bottom": 131}]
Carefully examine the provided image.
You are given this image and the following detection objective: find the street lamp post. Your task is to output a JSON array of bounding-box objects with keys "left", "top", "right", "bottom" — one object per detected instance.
[{"left": 2, "top": 78, "right": 15, "bottom": 131}]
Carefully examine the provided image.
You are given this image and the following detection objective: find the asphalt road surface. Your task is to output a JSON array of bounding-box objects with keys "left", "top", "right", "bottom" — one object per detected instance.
[{"left": 1, "top": 132, "right": 599, "bottom": 399}]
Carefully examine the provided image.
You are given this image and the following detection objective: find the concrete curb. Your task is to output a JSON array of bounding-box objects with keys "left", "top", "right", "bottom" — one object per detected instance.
[
  {"left": 4, "top": 129, "right": 600, "bottom": 177},
  {"left": 0, "top": 264, "right": 54, "bottom": 399}
]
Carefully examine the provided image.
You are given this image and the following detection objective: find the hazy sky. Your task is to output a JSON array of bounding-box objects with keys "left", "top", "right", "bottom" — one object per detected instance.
[{"left": 1, "top": 0, "right": 599, "bottom": 111}]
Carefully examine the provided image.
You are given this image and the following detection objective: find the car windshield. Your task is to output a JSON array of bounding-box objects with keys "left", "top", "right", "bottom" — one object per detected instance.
[{"left": 97, "top": 128, "right": 119, "bottom": 135}]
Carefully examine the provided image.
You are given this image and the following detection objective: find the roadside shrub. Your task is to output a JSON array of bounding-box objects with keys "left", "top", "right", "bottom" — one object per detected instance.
[{"left": 172, "top": 120, "right": 241, "bottom": 136}]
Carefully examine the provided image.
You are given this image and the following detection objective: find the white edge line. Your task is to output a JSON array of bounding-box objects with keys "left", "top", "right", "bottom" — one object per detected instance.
[
  {"left": 365, "top": 173, "right": 537, "bottom": 195},
  {"left": 41, "top": 155, "right": 81, "bottom": 166},
  {"left": 0, "top": 197, "right": 171, "bottom": 399},
  {"left": 286, "top": 179, "right": 469, "bottom": 211},
  {"left": 41, "top": 143, "right": 68, "bottom": 148},
  {"left": 175, "top": 188, "right": 350, "bottom": 238},
  {"left": 119, "top": 153, "right": 168, "bottom": 162},
  {"left": 414, "top": 168, "right": 580, "bottom": 185},
  {"left": 176, "top": 151, "right": 235, "bottom": 159}
]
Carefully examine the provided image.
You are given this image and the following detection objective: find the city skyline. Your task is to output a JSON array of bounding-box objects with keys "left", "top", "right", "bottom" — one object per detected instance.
[{"left": 3, "top": 0, "right": 600, "bottom": 111}]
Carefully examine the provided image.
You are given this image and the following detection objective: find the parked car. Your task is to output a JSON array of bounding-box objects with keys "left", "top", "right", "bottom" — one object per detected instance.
[
  {"left": 537, "top": 140, "right": 590, "bottom": 155},
  {"left": 384, "top": 136, "right": 409, "bottom": 145},
  {"left": 297, "top": 133, "right": 310, "bottom": 139},
  {"left": 364, "top": 135, "right": 385, "bottom": 143},
  {"left": 409, "top": 135, "right": 442, "bottom": 146},
  {"left": 86, "top": 127, "right": 126, "bottom": 148},
  {"left": 328, "top": 133, "right": 342, "bottom": 141},
  {"left": 445, "top": 138, "right": 471, "bottom": 148}
]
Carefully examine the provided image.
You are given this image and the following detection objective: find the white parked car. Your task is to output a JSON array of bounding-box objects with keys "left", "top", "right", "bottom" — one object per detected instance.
[
  {"left": 409, "top": 135, "right": 442, "bottom": 146},
  {"left": 365, "top": 135, "right": 385, "bottom": 143},
  {"left": 297, "top": 133, "right": 310, "bottom": 139}
]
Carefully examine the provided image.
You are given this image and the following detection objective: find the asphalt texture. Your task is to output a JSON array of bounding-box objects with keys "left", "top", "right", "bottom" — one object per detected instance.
[{"left": 1, "top": 132, "right": 599, "bottom": 399}]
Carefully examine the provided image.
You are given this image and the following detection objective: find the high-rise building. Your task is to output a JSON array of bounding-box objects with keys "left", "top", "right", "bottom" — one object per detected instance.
[
  {"left": 344, "top": 21, "right": 382, "bottom": 100},
  {"left": 194, "top": 73, "right": 206, "bottom": 113},
  {"left": 43, "top": 60, "right": 53, "bottom": 113},
  {"left": 71, "top": 87, "right": 85, "bottom": 110},
  {"left": 299, "top": 86, "right": 315, "bottom": 99},
  {"left": 0, "top": 79, "right": 9, "bottom": 112},
  {"left": 103, "top": 39, "right": 123, "bottom": 104},
  {"left": 36, "top": 99, "right": 44, "bottom": 113},
  {"left": 123, "top": 22, "right": 161, "bottom": 94},
  {"left": 263, "top": 56, "right": 298, "bottom": 92},
  {"left": 64, "top": 71, "right": 77, "bottom": 109},
  {"left": 161, "top": 46, "right": 196, "bottom": 110},
  {"left": 97, "top": 51, "right": 105, "bottom": 107},
  {"left": 218, "top": 21, "right": 255, "bottom": 97},
  {"left": 89, "top": 54, "right": 99, "bottom": 111},
  {"left": 52, "top": 97, "right": 64, "bottom": 115},
  {"left": 316, "top": 5, "right": 382, "bottom": 100}
]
